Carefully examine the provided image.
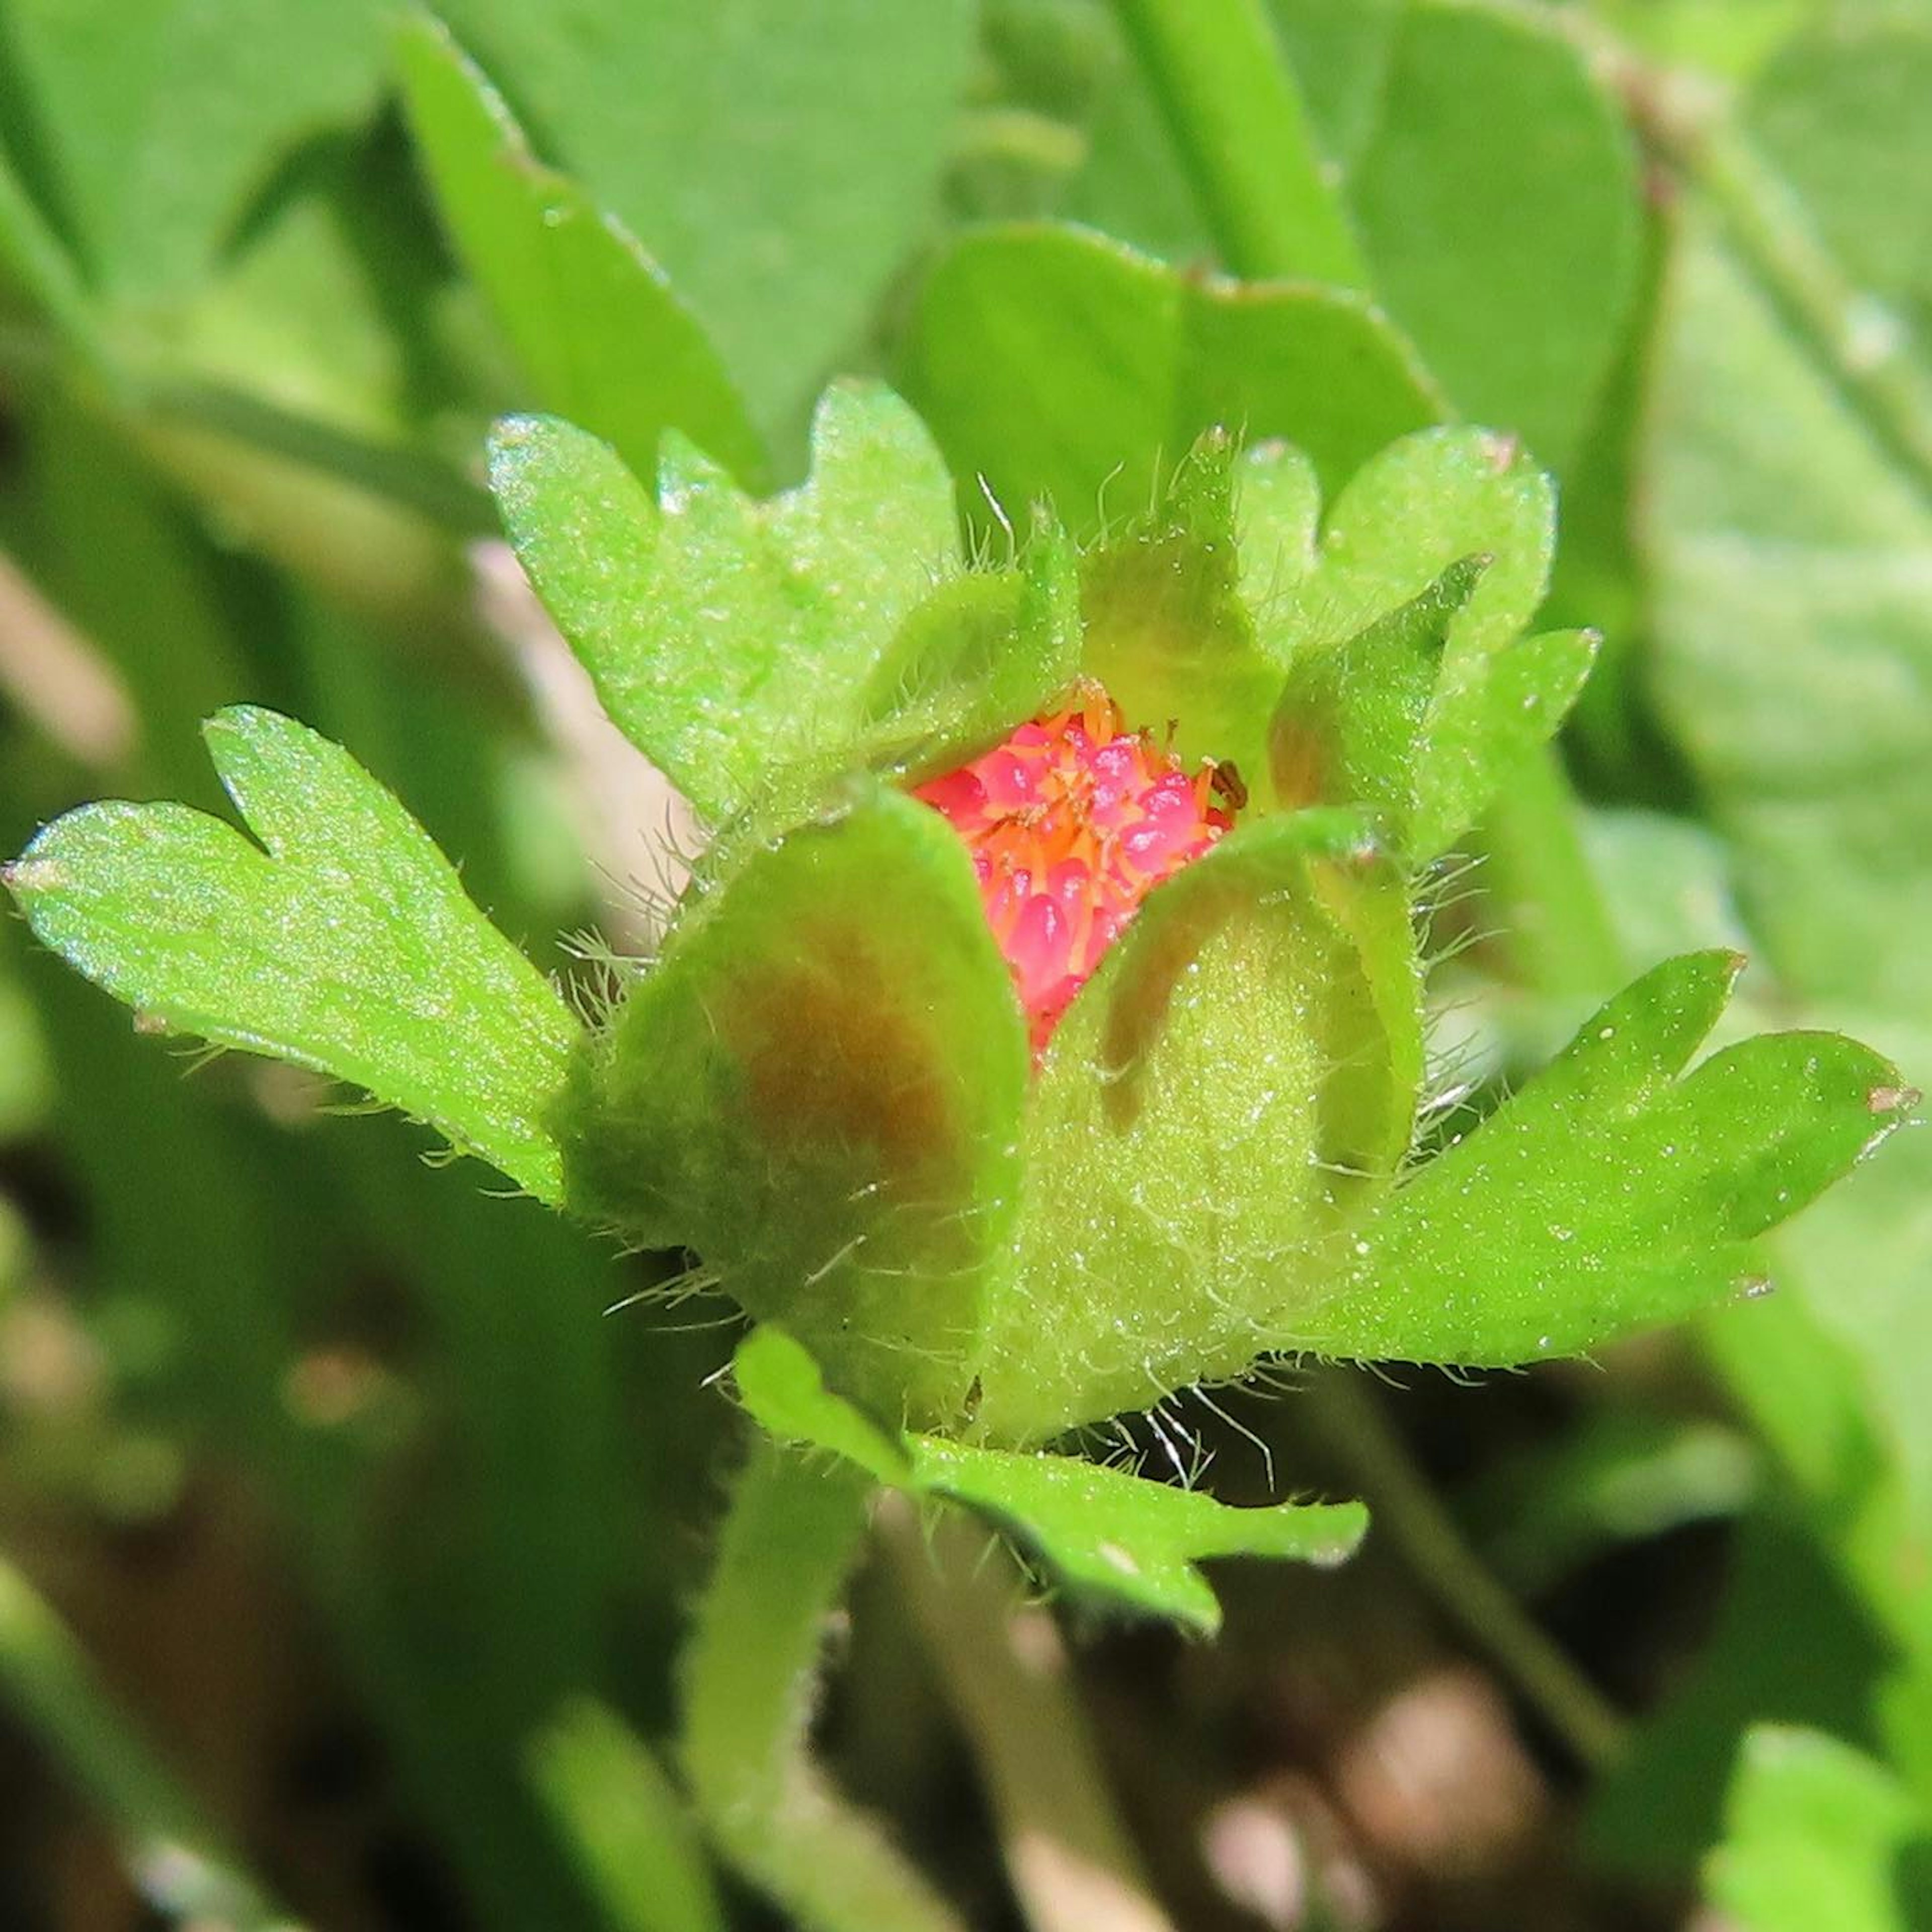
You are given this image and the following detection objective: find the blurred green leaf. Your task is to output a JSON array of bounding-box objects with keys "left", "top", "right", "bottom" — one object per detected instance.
[
  {"left": 903, "top": 222, "right": 1442, "bottom": 531},
  {"left": 562, "top": 783, "right": 1027, "bottom": 1429},
  {"left": 735, "top": 1328, "right": 1367, "bottom": 1634},
  {"left": 1333, "top": 0, "right": 1643, "bottom": 472},
  {"left": 1064, "top": 1, "right": 1640, "bottom": 469},
  {"left": 441, "top": 0, "right": 973, "bottom": 440},
  {"left": 396, "top": 16, "right": 767, "bottom": 492},
  {"left": 1644, "top": 224, "right": 1932, "bottom": 1015},
  {"left": 2, "top": 0, "right": 386, "bottom": 296},
  {"left": 1466, "top": 1408, "right": 1760, "bottom": 1595},
  {"left": 1641, "top": 195, "right": 1932, "bottom": 1577},
  {"left": 490, "top": 386, "right": 971, "bottom": 826},
  {"left": 1307, "top": 951, "right": 1913, "bottom": 1365},
  {"left": 6, "top": 705, "right": 581, "bottom": 1200},
  {"left": 531, "top": 1700, "right": 726, "bottom": 1932},
  {"left": 1750, "top": 15, "right": 1932, "bottom": 318},
  {"left": 1705, "top": 1725, "right": 1932, "bottom": 1932},
  {"left": 1591, "top": 1516, "right": 1895, "bottom": 1878}
]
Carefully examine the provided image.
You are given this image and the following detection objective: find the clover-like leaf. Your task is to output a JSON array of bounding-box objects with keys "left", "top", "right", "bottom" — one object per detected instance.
[
  {"left": 1301, "top": 952, "right": 1916, "bottom": 1366},
  {"left": 735, "top": 1327, "right": 1366, "bottom": 1634},
  {"left": 4, "top": 706, "right": 581, "bottom": 1201},
  {"left": 560, "top": 783, "right": 1028, "bottom": 1428},
  {"left": 903, "top": 223, "right": 1443, "bottom": 531},
  {"left": 492, "top": 388, "right": 1061, "bottom": 828},
  {"left": 970, "top": 808, "right": 1422, "bottom": 1444},
  {"left": 397, "top": 14, "right": 767, "bottom": 491}
]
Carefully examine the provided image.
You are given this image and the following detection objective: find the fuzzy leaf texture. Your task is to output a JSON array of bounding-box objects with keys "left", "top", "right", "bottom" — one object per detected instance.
[
  {"left": 734, "top": 1327, "right": 1365, "bottom": 1634},
  {"left": 491, "top": 386, "right": 1081, "bottom": 829},
  {"left": 1305, "top": 952, "right": 1914, "bottom": 1366},
  {"left": 3, "top": 707, "right": 581, "bottom": 1201}
]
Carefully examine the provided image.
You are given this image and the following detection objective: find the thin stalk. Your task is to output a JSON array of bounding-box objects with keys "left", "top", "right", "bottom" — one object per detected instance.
[
  {"left": 0, "top": 1555, "right": 301, "bottom": 1929},
  {"left": 0, "top": 151, "right": 112, "bottom": 379},
  {"left": 135, "top": 377, "right": 497, "bottom": 536},
  {"left": 680, "top": 1442, "right": 967, "bottom": 1932},
  {"left": 1621, "top": 62, "right": 1932, "bottom": 512},
  {"left": 882, "top": 1498, "right": 1177, "bottom": 1932},
  {"left": 1107, "top": 0, "right": 1365, "bottom": 285},
  {"left": 1302, "top": 1378, "right": 1630, "bottom": 1773}
]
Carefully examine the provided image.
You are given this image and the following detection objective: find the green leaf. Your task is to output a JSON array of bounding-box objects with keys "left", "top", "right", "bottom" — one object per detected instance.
[
  {"left": 1334, "top": 0, "right": 1644, "bottom": 472},
  {"left": 1750, "top": 17, "right": 1932, "bottom": 316},
  {"left": 4, "top": 706, "right": 581, "bottom": 1201},
  {"left": 971, "top": 809, "right": 1422, "bottom": 1443},
  {"left": 1, "top": 0, "right": 386, "bottom": 296},
  {"left": 395, "top": 16, "right": 767, "bottom": 492},
  {"left": 852, "top": 511, "right": 1084, "bottom": 783},
  {"left": 1306, "top": 952, "right": 1915, "bottom": 1366},
  {"left": 735, "top": 1328, "right": 1367, "bottom": 1635},
  {"left": 1704, "top": 1726, "right": 1932, "bottom": 1932},
  {"left": 1643, "top": 226, "right": 1932, "bottom": 1016},
  {"left": 490, "top": 386, "right": 973, "bottom": 827},
  {"left": 439, "top": 0, "right": 975, "bottom": 437},
  {"left": 1066, "top": 1, "right": 1642, "bottom": 469},
  {"left": 902, "top": 222, "right": 1442, "bottom": 534},
  {"left": 560, "top": 783, "right": 1028, "bottom": 1429},
  {"left": 529, "top": 1701, "right": 726, "bottom": 1932}
]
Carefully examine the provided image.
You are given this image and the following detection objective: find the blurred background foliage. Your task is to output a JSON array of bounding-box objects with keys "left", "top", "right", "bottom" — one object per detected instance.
[{"left": 0, "top": 1, "right": 1928, "bottom": 1927}]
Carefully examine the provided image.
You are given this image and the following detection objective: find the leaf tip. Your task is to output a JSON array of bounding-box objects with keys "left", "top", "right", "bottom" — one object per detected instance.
[
  {"left": 0, "top": 854, "right": 57, "bottom": 898},
  {"left": 1478, "top": 430, "right": 1522, "bottom": 471},
  {"left": 1866, "top": 1082, "right": 1919, "bottom": 1118}
]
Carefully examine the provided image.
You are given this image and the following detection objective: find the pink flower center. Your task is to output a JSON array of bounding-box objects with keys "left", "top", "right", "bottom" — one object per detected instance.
[{"left": 913, "top": 684, "right": 1237, "bottom": 1054}]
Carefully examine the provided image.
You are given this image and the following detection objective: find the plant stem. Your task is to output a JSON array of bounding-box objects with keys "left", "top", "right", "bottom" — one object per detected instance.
[
  {"left": 680, "top": 1442, "right": 967, "bottom": 1932},
  {"left": 881, "top": 1498, "right": 1177, "bottom": 1932},
  {"left": 1108, "top": 0, "right": 1365, "bottom": 285},
  {"left": 1302, "top": 1377, "right": 1631, "bottom": 1773},
  {"left": 0, "top": 1555, "right": 300, "bottom": 1929}
]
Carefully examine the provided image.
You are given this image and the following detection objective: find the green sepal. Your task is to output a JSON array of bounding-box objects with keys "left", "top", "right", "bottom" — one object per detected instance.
[
  {"left": 396, "top": 14, "right": 768, "bottom": 491},
  {"left": 852, "top": 508, "right": 1083, "bottom": 783},
  {"left": 970, "top": 809, "right": 1422, "bottom": 1444},
  {"left": 735, "top": 1328, "right": 1367, "bottom": 1635},
  {"left": 1301, "top": 952, "right": 1917, "bottom": 1366},
  {"left": 1256, "top": 426, "right": 1588, "bottom": 855},
  {"left": 492, "top": 387, "right": 1073, "bottom": 831},
  {"left": 1079, "top": 427, "right": 1287, "bottom": 781},
  {"left": 3, "top": 706, "right": 581, "bottom": 1201},
  {"left": 1269, "top": 554, "right": 1488, "bottom": 839},
  {"left": 559, "top": 782, "right": 1028, "bottom": 1427}
]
